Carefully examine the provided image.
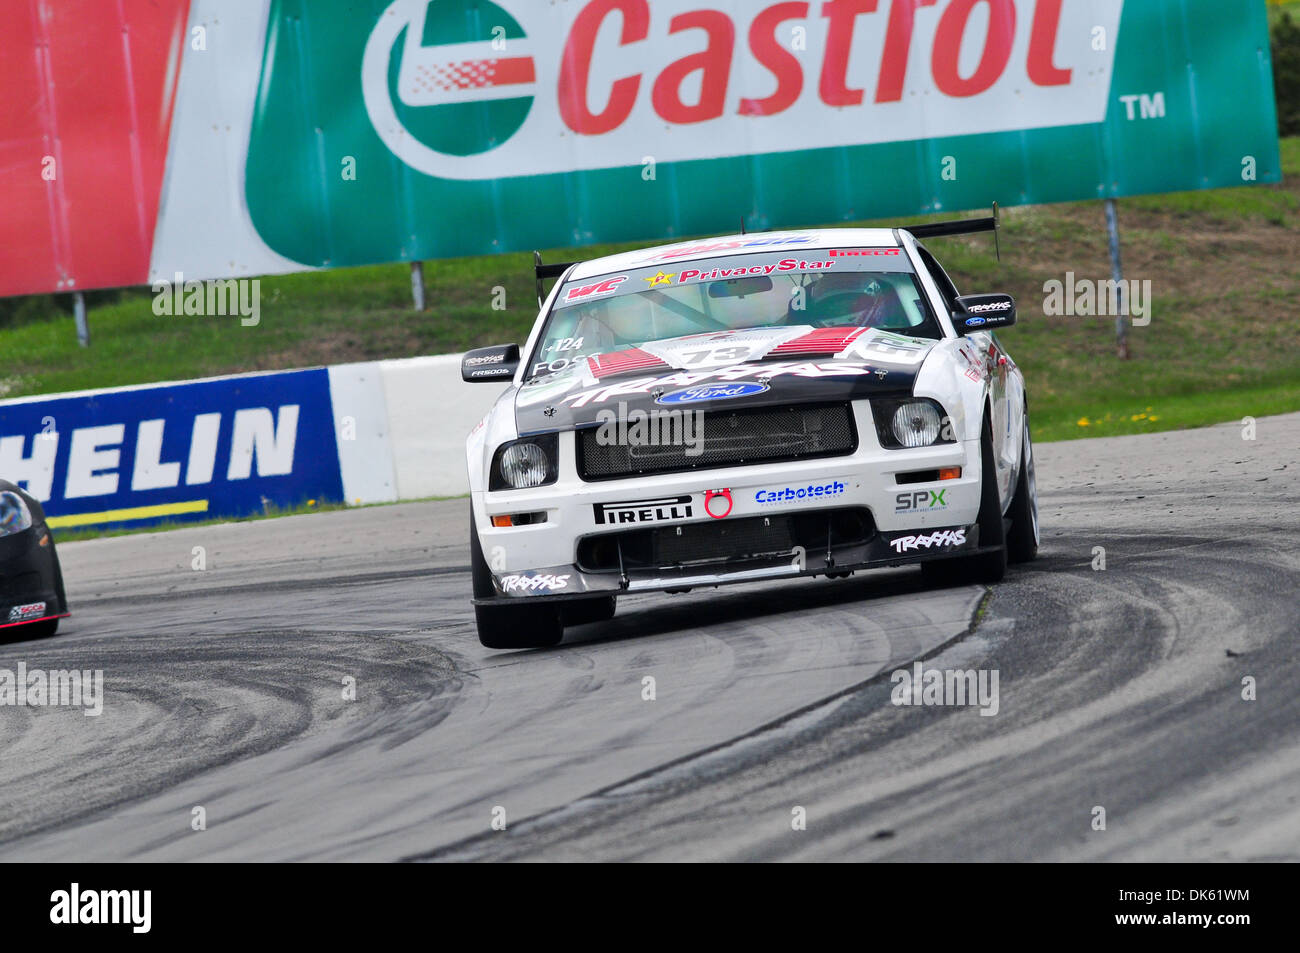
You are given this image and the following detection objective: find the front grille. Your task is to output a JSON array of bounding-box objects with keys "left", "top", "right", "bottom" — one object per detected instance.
[
  {"left": 577, "top": 402, "right": 856, "bottom": 480},
  {"left": 577, "top": 508, "right": 875, "bottom": 573},
  {"left": 656, "top": 516, "right": 795, "bottom": 566}
]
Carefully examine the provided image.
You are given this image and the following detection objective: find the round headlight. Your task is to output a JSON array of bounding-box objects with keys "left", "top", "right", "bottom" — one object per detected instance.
[
  {"left": 499, "top": 443, "right": 550, "bottom": 488},
  {"left": 892, "top": 402, "right": 942, "bottom": 448},
  {"left": 0, "top": 490, "right": 33, "bottom": 537}
]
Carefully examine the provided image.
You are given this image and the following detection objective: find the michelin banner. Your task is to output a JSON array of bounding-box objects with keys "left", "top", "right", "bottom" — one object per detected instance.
[
  {"left": 0, "top": 0, "right": 1283, "bottom": 296},
  {"left": 0, "top": 358, "right": 500, "bottom": 529},
  {"left": 0, "top": 369, "right": 344, "bottom": 529}
]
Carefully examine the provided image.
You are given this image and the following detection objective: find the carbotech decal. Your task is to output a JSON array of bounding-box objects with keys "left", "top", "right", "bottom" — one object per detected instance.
[{"left": 755, "top": 481, "right": 846, "bottom": 505}]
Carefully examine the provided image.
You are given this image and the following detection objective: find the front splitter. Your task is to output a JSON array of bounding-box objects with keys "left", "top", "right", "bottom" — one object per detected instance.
[{"left": 475, "top": 524, "right": 983, "bottom": 604}]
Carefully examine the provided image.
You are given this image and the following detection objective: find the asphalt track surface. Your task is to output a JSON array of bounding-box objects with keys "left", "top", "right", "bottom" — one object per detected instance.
[{"left": 1, "top": 413, "right": 1297, "bottom": 861}]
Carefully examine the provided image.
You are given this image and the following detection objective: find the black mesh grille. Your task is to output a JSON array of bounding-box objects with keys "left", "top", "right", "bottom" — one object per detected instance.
[
  {"left": 655, "top": 517, "right": 795, "bottom": 566},
  {"left": 576, "top": 508, "right": 875, "bottom": 573},
  {"left": 577, "top": 402, "right": 856, "bottom": 480}
]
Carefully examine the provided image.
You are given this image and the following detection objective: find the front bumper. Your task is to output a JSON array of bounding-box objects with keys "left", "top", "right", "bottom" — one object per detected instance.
[
  {"left": 473, "top": 400, "right": 985, "bottom": 603},
  {"left": 0, "top": 528, "right": 69, "bottom": 629},
  {"left": 474, "top": 519, "right": 984, "bottom": 603}
]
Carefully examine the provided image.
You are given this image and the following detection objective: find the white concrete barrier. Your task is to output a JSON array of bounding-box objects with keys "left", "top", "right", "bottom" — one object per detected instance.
[{"left": 373, "top": 355, "right": 506, "bottom": 500}]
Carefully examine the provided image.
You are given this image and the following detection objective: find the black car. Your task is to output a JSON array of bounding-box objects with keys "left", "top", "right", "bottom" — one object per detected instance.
[{"left": 0, "top": 480, "right": 69, "bottom": 639}]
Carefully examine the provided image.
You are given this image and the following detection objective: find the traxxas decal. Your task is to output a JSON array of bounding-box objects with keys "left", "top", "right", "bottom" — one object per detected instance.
[{"left": 889, "top": 529, "right": 967, "bottom": 553}]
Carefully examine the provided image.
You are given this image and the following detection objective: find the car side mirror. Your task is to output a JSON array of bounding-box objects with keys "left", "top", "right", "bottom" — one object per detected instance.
[
  {"left": 953, "top": 293, "right": 1016, "bottom": 334},
  {"left": 462, "top": 344, "right": 520, "bottom": 382}
]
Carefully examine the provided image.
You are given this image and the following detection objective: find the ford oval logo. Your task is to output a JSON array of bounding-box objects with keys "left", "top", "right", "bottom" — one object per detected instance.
[
  {"left": 656, "top": 381, "right": 769, "bottom": 405},
  {"left": 964, "top": 316, "right": 987, "bottom": 327}
]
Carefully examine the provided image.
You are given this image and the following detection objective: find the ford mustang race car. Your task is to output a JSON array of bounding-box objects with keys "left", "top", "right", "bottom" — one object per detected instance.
[
  {"left": 463, "top": 217, "right": 1037, "bottom": 649},
  {"left": 0, "top": 479, "right": 69, "bottom": 639}
]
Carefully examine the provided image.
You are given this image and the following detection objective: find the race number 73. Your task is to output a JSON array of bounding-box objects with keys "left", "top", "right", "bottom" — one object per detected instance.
[{"left": 678, "top": 346, "right": 749, "bottom": 365}]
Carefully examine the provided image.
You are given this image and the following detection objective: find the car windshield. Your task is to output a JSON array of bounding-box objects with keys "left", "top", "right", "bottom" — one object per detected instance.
[{"left": 528, "top": 247, "right": 941, "bottom": 379}]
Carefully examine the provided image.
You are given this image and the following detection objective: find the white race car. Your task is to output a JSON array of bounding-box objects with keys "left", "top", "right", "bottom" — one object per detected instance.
[{"left": 463, "top": 218, "right": 1038, "bottom": 649}]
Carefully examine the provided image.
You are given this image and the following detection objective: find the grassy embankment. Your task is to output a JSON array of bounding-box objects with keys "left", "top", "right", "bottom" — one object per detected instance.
[{"left": 3, "top": 144, "right": 1297, "bottom": 452}]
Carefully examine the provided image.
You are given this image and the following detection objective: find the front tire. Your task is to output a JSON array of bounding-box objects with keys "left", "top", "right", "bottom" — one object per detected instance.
[
  {"left": 1005, "top": 410, "right": 1040, "bottom": 564},
  {"left": 922, "top": 415, "right": 1007, "bottom": 586},
  {"left": 21, "top": 618, "right": 59, "bottom": 640},
  {"left": 469, "top": 510, "right": 563, "bottom": 650}
]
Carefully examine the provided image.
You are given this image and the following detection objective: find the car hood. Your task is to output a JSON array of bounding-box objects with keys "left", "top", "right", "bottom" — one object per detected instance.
[{"left": 515, "top": 326, "right": 939, "bottom": 433}]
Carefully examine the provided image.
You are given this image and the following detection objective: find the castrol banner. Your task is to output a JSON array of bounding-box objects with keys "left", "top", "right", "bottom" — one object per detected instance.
[{"left": 0, "top": 0, "right": 1282, "bottom": 297}]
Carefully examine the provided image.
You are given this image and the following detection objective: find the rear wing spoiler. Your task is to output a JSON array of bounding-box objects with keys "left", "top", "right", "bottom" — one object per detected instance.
[
  {"left": 535, "top": 252, "right": 580, "bottom": 307},
  {"left": 896, "top": 203, "right": 1001, "bottom": 260}
]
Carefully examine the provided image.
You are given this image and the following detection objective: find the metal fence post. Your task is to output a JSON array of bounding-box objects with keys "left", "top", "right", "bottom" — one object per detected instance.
[
  {"left": 73, "top": 291, "right": 89, "bottom": 347},
  {"left": 1104, "top": 199, "right": 1129, "bottom": 360},
  {"left": 410, "top": 261, "right": 427, "bottom": 312}
]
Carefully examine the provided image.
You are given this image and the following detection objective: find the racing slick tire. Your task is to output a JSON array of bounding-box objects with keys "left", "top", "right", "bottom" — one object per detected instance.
[
  {"left": 469, "top": 511, "right": 564, "bottom": 649},
  {"left": 1005, "top": 410, "right": 1040, "bottom": 564},
  {"left": 922, "top": 416, "right": 1007, "bottom": 586},
  {"left": 21, "top": 618, "right": 60, "bottom": 640}
]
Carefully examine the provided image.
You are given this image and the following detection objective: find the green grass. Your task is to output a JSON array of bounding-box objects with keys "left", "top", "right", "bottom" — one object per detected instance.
[
  {"left": 926, "top": 136, "right": 1300, "bottom": 442},
  {"left": 1270, "top": 0, "right": 1300, "bottom": 24},
  {"left": 1033, "top": 377, "right": 1300, "bottom": 443},
  {"left": 3, "top": 140, "right": 1299, "bottom": 449}
]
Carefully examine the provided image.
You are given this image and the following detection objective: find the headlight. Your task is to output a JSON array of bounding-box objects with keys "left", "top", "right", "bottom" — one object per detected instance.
[
  {"left": 490, "top": 434, "right": 559, "bottom": 490},
  {"left": 0, "top": 491, "right": 33, "bottom": 536},
  {"left": 871, "top": 399, "right": 953, "bottom": 449},
  {"left": 501, "top": 444, "right": 549, "bottom": 486},
  {"left": 892, "top": 402, "right": 942, "bottom": 447}
]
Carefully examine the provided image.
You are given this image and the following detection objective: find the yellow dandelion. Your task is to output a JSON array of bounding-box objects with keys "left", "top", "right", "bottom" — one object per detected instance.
[{"left": 1077, "top": 417, "right": 1091, "bottom": 427}]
